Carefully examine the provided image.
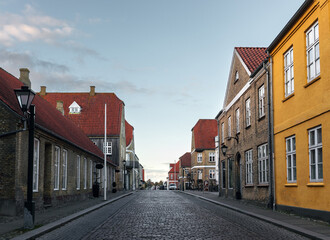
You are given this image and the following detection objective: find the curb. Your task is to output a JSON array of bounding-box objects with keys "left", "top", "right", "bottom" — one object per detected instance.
[
  {"left": 180, "top": 191, "right": 329, "bottom": 240},
  {"left": 12, "top": 192, "right": 133, "bottom": 240}
]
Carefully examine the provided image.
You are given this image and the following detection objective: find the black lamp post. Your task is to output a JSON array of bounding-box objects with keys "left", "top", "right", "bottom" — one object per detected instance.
[
  {"left": 123, "top": 160, "right": 126, "bottom": 191},
  {"left": 14, "top": 85, "right": 36, "bottom": 229},
  {"left": 221, "top": 144, "right": 228, "bottom": 156}
]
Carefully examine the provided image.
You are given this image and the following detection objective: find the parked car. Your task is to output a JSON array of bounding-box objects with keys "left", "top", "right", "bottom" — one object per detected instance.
[{"left": 169, "top": 183, "right": 177, "bottom": 190}]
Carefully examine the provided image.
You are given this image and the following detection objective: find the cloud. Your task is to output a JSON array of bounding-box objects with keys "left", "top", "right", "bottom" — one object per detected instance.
[{"left": 0, "top": 4, "right": 73, "bottom": 46}]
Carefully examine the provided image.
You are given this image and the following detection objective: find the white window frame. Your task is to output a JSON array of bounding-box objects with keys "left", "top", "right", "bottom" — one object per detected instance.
[
  {"left": 33, "top": 138, "right": 40, "bottom": 192},
  {"left": 104, "top": 141, "right": 112, "bottom": 155},
  {"left": 76, "top": 155, "right": 81, "bottom": 190},
  {"left": 245, "top": 98, "right": 251, "bottom": 127},
  {"left": 209, "top": 169, "right": 215, "bottom": 179},
  {"left": 209, "top": 152, "right": 215, "bottom": 162},
  {"left": 286, "top": 136, "right": 296, "bottom": 183},
  {"left": 84, "top": 157, "right": 87, "bottom": 189},
  {"left": 235, "top": 108, "right": 240, "bottom": 133},
  {"left": 258, "top": 143, "right": 268, "bottom": 184},
  {"left": 245, "top": 149, "right": 253, "bottom": 185},
  {"left": 69, "top": 101, "right": 81, "bottom": 114},
  {"left": 198, "top": 170, "right": 202, "bottom": 180},
  {"left": 306, "top": 21, "right": 320, "bottom": 82},
  {"left": 258, "top": 85, "right": 265, "bottom": 118},
  {"left": 54, "top": 146, "right": 60, "bottom": 190},
  {"left": 221, "top": 122, "right": 224, "bottom": 143},
  {"left": 89, "top": 160, "right": 93, "bottom": 189},
  {"left": 309, "top": 126, "right": 322, "bottom": 182},
  {"left": 197, "top": 153, "right": 202, "bottom": 163},
  {"left": 228, "top": 116, "right": 231, "bottom": 138},
  {"left": 62, "top": 149, "right": 68, "bottom": 190},
  {"left": 235, "top": 71, "right": 239, "bottom": 82},
  {"left": 284, "top": 47, "right": 294, "bottom": 97}
]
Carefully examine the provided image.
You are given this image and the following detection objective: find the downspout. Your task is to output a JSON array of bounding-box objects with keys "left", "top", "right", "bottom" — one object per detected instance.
[{"left": 265, "top": 53, "right": 275, "bottom": 211}]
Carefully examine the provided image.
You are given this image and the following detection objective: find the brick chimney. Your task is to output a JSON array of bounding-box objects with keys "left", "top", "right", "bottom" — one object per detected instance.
[
  {"left": 90, "top": 86, "right": 95, "bottom": 96},
  {"left": 40, "top": 86, "right": 46, "bottom": 96},
  {"left": 19, "top": 68, "right": 31, "bottom": 88},
  {"left": 56, "top": 101, "right": 64, "bottom": 115}
]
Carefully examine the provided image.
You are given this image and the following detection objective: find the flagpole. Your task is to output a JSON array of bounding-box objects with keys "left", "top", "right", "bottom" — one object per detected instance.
[{"left": 104, "top": 104, "right": 107, "bottom": 201}]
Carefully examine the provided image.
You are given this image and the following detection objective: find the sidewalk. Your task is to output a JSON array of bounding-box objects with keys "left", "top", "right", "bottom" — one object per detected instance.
[
  {"left": 181, "top": 190, "right": 330, "bottom": 240},
  {"left": 0, "top": 191, "right": 132, "bottom": 240}
]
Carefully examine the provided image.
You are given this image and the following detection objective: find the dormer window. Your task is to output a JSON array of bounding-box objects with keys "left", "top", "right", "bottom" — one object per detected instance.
[
  {"left": 235, "top": 71, "right": 239, "bottom": 82},
  {"left": 69, "top": 101, "right": 81, "bottom": 114}
]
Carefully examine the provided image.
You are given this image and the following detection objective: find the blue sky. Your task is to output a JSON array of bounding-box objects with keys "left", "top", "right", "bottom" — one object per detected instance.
[{"left": 0, "top": 0, "right": 303, "bottom": 182}]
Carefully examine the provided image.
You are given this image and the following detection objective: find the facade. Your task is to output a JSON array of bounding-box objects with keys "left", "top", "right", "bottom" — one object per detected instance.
[
  {"left": 268, "top": 0, "right": 330, "bottom": 220},
  {"left": 0, "top": 68, "right": 111, "bottom": 216},
  {"left": 39, "top": 86, "right": 127, "bottom": 190},
  {"left": 178, "top": 152, "right": 191, "bottom": 190},
  {"left": 216, "top": 47, "right": 270, "bottom": 205},
  {"left": 191, "top": 119, "right": 217, "bottom": 191},
  {"left": 168, "top": 161, "right": 180, "bottom": 189}
]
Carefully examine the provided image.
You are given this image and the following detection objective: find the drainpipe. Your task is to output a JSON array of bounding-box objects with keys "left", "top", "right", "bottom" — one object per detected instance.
[{"left": 264, "top": 53, "right": 275, "bottom": 211}]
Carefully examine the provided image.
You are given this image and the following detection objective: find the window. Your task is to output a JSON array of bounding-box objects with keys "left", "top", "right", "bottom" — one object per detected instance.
[
  {"left": 33, "top": 138, "right": 40, "bottom": 192},
  {"left": 235, "top": 108, "right": 240, "bottom": 133},
  {"left": 62, "top": 150, "right": 68, "bottom": 190},
  {"left": 228, "top": 116, "right": 231, "bottom": 137},
  {"left": 286, "top": 136, "right": 296, "bottom": 182},
  {"left": 258, "top": 144, "right": 268, "bottom": 184},
  {"left": 221, "top": 161, "right": 226, "bottom": 188},
  {"left": 221, "top": 123, "right": 224, "bottom": 143},
  {"left": 306, "top": 21, "right": 320, "bottom": 82},
  {"left": 197, "top": 153, "right": 202, "bottom": 163},
  {"left": 104, "top": 141, "right": 112, "bottom": 155},
  {"left": 54, "top": 146, "right": 60, "bottom": 190},
  {"left": 69, "top": 101, "right": 81, "bottom": 114},
  {"left": 284, "top": 48, "right": 294, "bottom": 96},
  {"left": 198, "top": 170, "right": 202, "bottom": 180},
  {"left": 89, "top": 160, "right": 93, "bottom": 189},
  {"left": 209, "top": 169, "right": 215, "bottom": 179},
  {"left": 235, "top": 71, "right": 239, "bottom": 82},
  {"left": 209, "top": 152, "right": 215, "bottom": 162},
  {"left": 258, "top": 85, "right": 265, "bottom": 118},
  {"left": 245, "top": 98, "right": 251, "bottom": 127},
  {"left": 228, "top": 158, "right": 233, "bottom": 189},
  {"left": 171, "top": 174, "right": 173, "bottom": 180},
  {"left": 309, "top": 126, "right": 322, "bottom": 182},
  {"left": 245, "top": 149, "right": 253, "bottom": 185},
  {"left": 84, "top": 158, "right": 87, "bottom": 189},
  {"left": 77, "top": 156, "right": 81, "bottom": 190}
]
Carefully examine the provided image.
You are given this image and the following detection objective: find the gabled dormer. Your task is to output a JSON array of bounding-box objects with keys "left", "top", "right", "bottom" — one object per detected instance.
[{"left": 69, "top": 101, "right": 81, "bottom": 114}]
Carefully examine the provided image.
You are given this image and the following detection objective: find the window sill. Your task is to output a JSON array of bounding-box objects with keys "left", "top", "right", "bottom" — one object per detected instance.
[
  {"left": 257, "top": 184, "right": 269, "bottom": 187},
  {"left": 245, "top": 184, "right": 254, "bottom": 188},
  {"left": 284, "top": 183, "right": 297, "bottom": 187},
  {"left": 258, "top": 115, "right": 265, "bottom": 121},
  {"left": 245, "top": 125, "right": 251, "bottom": 130},
  {"left": 304, "top": 75, "right": 321, "bottom": 88},
  {"left": 307, "top": 182, "right": 324, "bottom": 187},
  {"left": 282, "top": 93, "right": 295, "bottom": 103}
]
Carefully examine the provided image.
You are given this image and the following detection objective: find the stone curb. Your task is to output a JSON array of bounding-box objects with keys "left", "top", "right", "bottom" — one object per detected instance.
[
  {"left": 11, "top": 192, "right": 133, "bottom": 240},
  {"left": 180, "top": 191, "right": 330, "bottom": 240}
]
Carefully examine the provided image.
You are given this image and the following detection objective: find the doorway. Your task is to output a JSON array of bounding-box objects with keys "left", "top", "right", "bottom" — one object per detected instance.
[{"left": 235, "top": 153, "right": 242, "bottom": 199}]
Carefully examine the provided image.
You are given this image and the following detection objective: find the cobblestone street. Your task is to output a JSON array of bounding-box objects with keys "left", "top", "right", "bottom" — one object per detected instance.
[{"left": 36, "top": 191, "right": 308, "bottom": 240}]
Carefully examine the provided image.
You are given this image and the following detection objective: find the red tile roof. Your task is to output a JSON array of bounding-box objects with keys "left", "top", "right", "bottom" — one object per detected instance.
[
  {"left": 169, "top": 161, "right": 180, "bottom": 173},
  {"left": 192, "top": 119, "right": 217, "bottom": 150},
  {"left": 235, "top": 47, "right": 267, "bottom": 73},
  {"left": 125, "top": 120, "right": 134, "bottom": 146},
  {"left": 0, "top": 68, "right": 105, "bottom": 161},
  {"left": 39, "top": 92, "right": 124, "bottom": 137},
  {"left": 179, "top": 152, "right": 191, "bottom": 168}
]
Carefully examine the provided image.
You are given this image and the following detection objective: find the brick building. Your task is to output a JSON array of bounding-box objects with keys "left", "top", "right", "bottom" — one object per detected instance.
[
  {"left": 191, "top": 119, "right": 217, "bottom": 191},
  {"left": 178, "top": 152, "right": 191, "bottom": 190},
  {"left": 216, "top": 47, "right": 271, "bottom": 206},
  {"left": 0, "top": 68, "right": 112, "bottom": 216}
]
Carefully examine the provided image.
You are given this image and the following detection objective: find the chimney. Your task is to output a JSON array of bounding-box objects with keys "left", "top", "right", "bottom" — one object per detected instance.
[
  {"left": 40, "top": 86, "right": 46, "bottom": 96},
  {"left": 56, "top": 101, "right": 64, "bottom": 115},
  {"left": 90, "top": 86, "right": 95, "bottom": 96},
  {"left": 19, "top": 68, "right": 31, "bottom": 88}
]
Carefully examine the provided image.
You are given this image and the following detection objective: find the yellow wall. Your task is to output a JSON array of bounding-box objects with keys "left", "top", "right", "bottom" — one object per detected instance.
[{"left": 271, "top": 0, "right": 330, "bottom": 211}]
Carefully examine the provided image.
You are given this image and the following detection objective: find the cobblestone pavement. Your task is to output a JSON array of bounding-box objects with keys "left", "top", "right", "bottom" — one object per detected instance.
[{"left": 37, "top": 191, "right": 309, "bottom": 240}]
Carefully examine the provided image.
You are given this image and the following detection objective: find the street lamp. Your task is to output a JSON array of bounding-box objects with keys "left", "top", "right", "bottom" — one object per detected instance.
[
  {"left": 123, "top": 160, "right": 126, "bottom": 191},
  {"left": 14, "top": 85, "right": 36, "bottom": 229},
  {"left": 220, "top": 144, "right": 228, "bottom": 156}
]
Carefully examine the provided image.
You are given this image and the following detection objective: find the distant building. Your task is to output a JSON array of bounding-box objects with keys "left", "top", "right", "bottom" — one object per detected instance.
[
  {"left": 178, "top": 152, "right": 191, "bottom": 190},
  {"left": 168, "top": 161, "right": 180, "bottom": 189}
]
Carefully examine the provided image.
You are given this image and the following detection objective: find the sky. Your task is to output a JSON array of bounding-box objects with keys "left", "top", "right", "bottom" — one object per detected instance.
[{"left": 0, "top": 0, "right": 304, "bottom": 182}]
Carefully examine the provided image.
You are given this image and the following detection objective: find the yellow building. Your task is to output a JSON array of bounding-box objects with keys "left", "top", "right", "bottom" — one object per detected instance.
[{"left": 267, "top": 0, "right": 330, "bottom": 220}]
